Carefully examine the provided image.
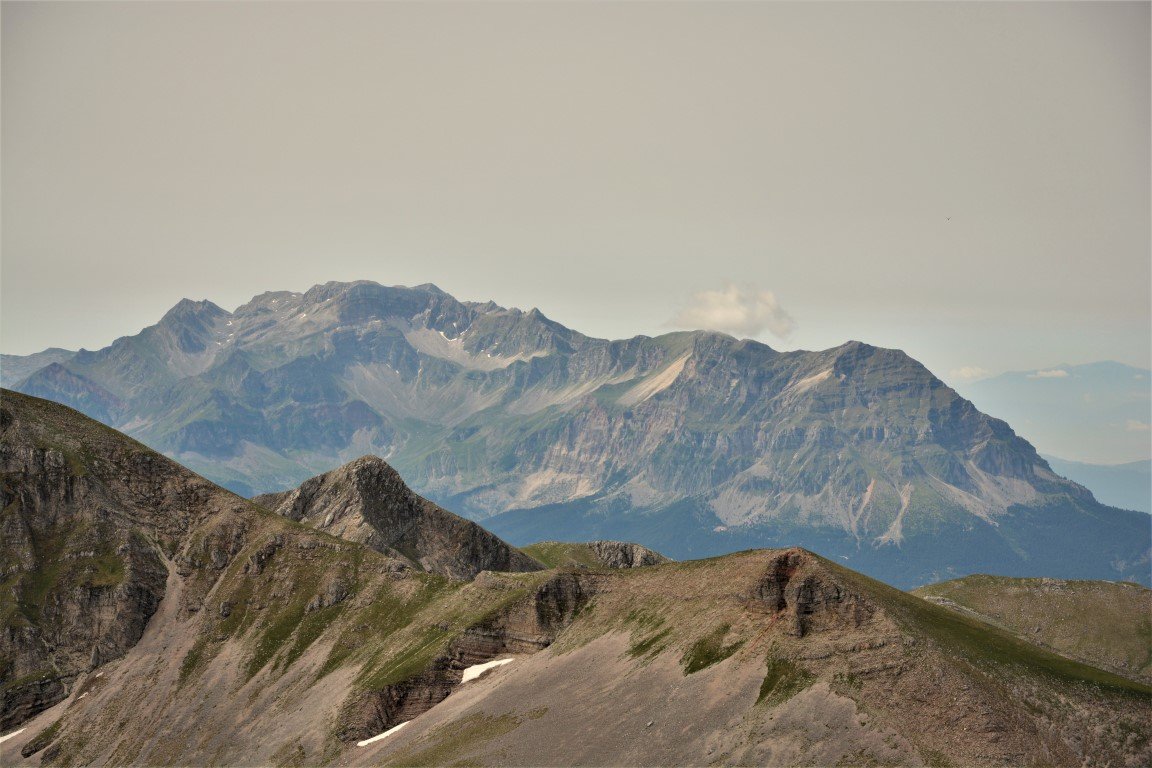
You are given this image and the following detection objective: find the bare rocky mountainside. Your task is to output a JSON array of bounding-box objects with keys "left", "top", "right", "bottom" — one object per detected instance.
[
  {"left": 2, "top": 391, "right": 1151, "bottom": 767},
  {"left": 4, "top": 280, "right": 1149, "bottom": 587}
]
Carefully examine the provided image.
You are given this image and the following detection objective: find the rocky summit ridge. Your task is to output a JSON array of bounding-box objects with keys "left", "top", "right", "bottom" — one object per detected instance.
[{"left": 4, "top": 280, "right": 1149, "bottom": 587}]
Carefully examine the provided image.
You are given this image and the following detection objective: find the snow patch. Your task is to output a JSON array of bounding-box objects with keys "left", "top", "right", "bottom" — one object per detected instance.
[
  {"left": 461, "top": 657, "right": 514, "bottom": 683},
  {"left": 357, "top": 721, "right": 408, "bottom": 747},
  {"left": 0, "top": 727, "right": 26, "bottom": 744}
]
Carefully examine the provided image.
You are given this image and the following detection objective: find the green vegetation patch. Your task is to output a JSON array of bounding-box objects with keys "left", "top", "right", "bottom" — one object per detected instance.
[
  {"left": 382, "top": 712, "right": 525, "bottom": 767},
  {"left": 757, "top": 656, "right": 814, "bottom": 706},
  {"left": 628, "top": 628, "right": 672, "bottom": 660},
  {"left": 623, "top": 608, "right": 666, "bottom": 631},
  {"left": 179, "top": 643, "right": 205, "bottom": 687},
  {"left": 520, "top": 542, "right": 601, "bottom": 570},
  {"left": 682, "top": 623, "right": 745, "bottom": 674},
  {"left": 276, "top": 602, "right": 346, "bottom": 674},
  {"left": 322, "top": 576, "right": 456, "bottom": 681},
  {"left": 359, "top": 625, "right": 454, "bottom": 690},
  {"left": 21, "top": 719, "right": 63, "bottom": 757}
]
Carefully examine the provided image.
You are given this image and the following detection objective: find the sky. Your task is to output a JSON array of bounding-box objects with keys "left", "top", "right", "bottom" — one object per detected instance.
[{"left": 2, "top": 1, "right": 1149, "bottom": 387}]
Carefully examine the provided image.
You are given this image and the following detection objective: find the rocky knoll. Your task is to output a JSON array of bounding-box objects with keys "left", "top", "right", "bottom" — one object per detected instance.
[
  {"left": 587, "top": 540, "right": 667, "bottom": 568},
  {"left": 253, "top": 456, "right": 543, "bottom": 580},
  {"left": 6, "top": 280, "right": 1148, "bottom": 588}
]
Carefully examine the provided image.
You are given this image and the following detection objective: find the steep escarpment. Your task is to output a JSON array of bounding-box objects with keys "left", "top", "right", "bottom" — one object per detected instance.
[{"left": 253, "top": 456, "right": 543, "bottom": 580}]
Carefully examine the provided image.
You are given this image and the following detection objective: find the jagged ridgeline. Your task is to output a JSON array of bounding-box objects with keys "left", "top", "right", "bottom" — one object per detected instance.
[
  {"left": 4, "top": 281, "right": 1148, "bottom": 588},
  {"left": 1, "top": 391, "right": 1150, "bottom": 766}
]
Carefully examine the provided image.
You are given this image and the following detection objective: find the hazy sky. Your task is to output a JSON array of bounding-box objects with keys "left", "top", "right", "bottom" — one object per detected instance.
[{"left": 2, "top": 1, "right": 1149, "bottom": 384}]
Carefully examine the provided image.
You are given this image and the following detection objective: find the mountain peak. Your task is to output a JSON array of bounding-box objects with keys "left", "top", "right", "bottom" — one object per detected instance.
[
  {"left": 255, "top": 456, "right": 543, "bottom": 580},
  {"left": 160, "top": 298, "right": 228, "bottom": 324}
]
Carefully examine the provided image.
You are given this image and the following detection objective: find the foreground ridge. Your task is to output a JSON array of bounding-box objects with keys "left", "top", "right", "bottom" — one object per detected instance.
[{"left": 1, "top": 390, "right": 1149, "bottom": 766}]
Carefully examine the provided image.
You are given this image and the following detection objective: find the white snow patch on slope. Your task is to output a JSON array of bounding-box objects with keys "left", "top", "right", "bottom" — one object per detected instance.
[
  {"left": 357, "top": 721, "right": 408, "bottom": 747},
  {"left": 0, "top": 727, "right": 26, "bottom": 744},
  {"left": 461, "top": 657, "right": 514, "bottom": 683}
]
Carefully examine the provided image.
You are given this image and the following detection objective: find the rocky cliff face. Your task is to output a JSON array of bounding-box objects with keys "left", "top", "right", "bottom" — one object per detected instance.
[
  {"left": 7, "top": 281, "right": 1149, "bottom": 587},
  {"left": 253, "top": 456, "right": 543, "bottom": 580}
]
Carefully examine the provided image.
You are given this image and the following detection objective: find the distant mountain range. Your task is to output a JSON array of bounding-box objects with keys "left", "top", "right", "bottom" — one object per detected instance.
[
  {"left": 955, "top": 361, "right": 1151, "bottom": 466},
  {"left": 3, "top": 280, "right": 1149, "bottom": 588},
  {"left": 1041, "top": 455, "right": 1150, "bottom": 514}
]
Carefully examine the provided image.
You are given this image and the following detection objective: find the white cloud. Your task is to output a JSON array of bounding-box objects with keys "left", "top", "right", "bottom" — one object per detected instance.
[
  {"left": 1125, "top": 420, "right": 1151, "bottom": 432},
  {"left": 1027, "top": 369, "right": 1069, "bottom": 379},
  {"left": 950, "top": 366, "right": 990, "bottom": 381},
  {"left": 670, "top": 283, "right": 796, "bottom": 339}
]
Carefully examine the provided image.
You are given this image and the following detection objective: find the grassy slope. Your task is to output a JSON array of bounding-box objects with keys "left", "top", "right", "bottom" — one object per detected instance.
[
  {"left": 824, "top": 560, "right": 1152, "bottom": 699},
  {"left": 913, "top": 574, "right": 1152, "bottom": 681},
  {"left": 519, "top": 541, "right": 605, "bottom": 569}
]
